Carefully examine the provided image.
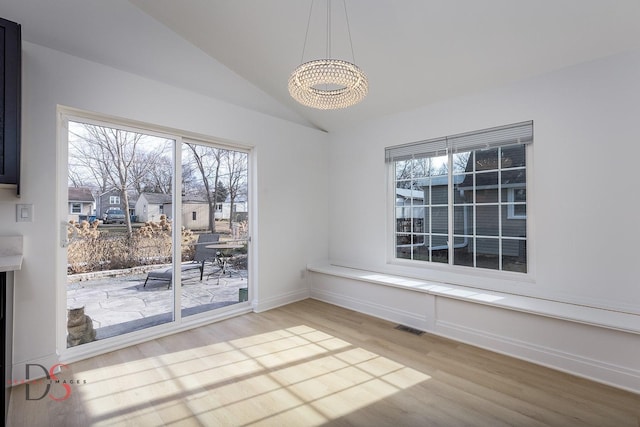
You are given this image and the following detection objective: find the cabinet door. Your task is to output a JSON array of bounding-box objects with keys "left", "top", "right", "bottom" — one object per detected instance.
[
  {"left": 0, "top": 272, "right": 5, "bottom": 427},
  {"left": 0, "top": 17, "right": 21, "bottom": 189}
]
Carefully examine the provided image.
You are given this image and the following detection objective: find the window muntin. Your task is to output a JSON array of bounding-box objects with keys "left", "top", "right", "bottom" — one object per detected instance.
[
  {"left": 109, "top": 195, "right": 120, "bottom": 205},
  {"left": 452, "top": 146, "right": 527, "bottom": 272},
  {"left": 71, "top": 202, "right": 82, "bottom": 214},
  {"left": 395, "top": 155, "right": 450, "bottom": 264},
  {"left": 388, "top": 122, "right": 531, "bottom": 274}
]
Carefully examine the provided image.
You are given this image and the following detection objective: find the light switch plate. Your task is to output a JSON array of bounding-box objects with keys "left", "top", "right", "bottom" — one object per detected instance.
[{"left": 16, "top": 203, "right": 33, "bottom": 222}]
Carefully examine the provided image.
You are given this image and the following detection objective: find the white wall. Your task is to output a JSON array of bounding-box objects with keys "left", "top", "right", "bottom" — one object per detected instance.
[
  {"left": 327, "top": 48, "right": 640, "bottom": 314},
  {"left": 6, "top": 27, "right": 638, "bottom": 394},
  {"left": 0, "top": 42, "right": 329, "bottom": 377},
  {"left": 316, "top": 49, "right": 640, "bottom": 392}
]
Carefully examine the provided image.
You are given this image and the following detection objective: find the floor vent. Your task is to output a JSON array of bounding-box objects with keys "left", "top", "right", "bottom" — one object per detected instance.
[{"left": 395, "top": 324, "right": 424, "bottom": 336}]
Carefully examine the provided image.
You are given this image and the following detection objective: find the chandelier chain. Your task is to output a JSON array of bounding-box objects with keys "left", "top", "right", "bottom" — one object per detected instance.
[
  {"left": 342, "top": 0, "right": 356, "bottom": 64},
  {"left": 326, "top": 0, "right": 331, "bottom": 59},
  {"left": 300, "top": 0, "right": 315, "bottom": 64}
]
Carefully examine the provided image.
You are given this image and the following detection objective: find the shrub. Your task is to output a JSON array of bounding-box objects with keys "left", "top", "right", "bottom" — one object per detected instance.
[{"left": 67, "top": 216, "right": 197, "bottom": 274}]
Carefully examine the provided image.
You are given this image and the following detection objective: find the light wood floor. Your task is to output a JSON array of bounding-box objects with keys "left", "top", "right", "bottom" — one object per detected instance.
[{"left": 8, "top": 299, "right": 640, "bottom": 426}]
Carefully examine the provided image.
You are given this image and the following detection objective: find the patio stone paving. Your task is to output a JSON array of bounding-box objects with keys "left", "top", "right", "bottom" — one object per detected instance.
[{"left": 67, "top": 264, "right": 248, "bottom": 341}]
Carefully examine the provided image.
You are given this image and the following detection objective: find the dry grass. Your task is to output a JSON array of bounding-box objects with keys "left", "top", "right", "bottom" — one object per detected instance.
[{"left": 66, "top": 218, "right": 242, "bottom": 274}]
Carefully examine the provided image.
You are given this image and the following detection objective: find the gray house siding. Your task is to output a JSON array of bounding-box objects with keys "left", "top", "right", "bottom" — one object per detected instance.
[
  {"left": 68, "top": 187, "right": 95, "bottom": 222},
  {"left": 97, "top": 189, "right": 124, "bottom": 219}
]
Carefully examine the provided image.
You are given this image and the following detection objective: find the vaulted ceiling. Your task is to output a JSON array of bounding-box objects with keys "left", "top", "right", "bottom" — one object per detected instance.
[{"left": 4, "top": 0, "right": 640, "bottom": 132}]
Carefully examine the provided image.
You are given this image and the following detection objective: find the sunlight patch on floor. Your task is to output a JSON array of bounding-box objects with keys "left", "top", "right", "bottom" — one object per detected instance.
[{"left": 68, "top": 325, "right": 431, "bottom": 425}]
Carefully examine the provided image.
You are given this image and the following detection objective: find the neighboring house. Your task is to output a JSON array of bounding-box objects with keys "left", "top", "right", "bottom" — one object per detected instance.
[
  {"left": 396, "top": 151, "right": 526, "bottom": 260},
  {"left": 135, "top": 192, "right": 172, "bottom": 223},
  {"left": 395, "top": 187, "right": 427, "bottom": 251},
  {"left": 215, "top": 195, "right": 248, "bottom": 222},
  {"left": 179, "top": 197, "right": 210, "bottom": 230},
  {"left": 136, "top": 191, "right": 248, "bottom": 226},
  {"left": 138, "top": 193, "right": 213, "bottom": 229},
  {"left": 97, "top": 189, "right": 124, "bottom": 220},
  {"left": 395, "top": 188, "right": 425, "bottom": 224},
  {"left": 396, "top": 175, "right": 465, "bottom": 253},
  {"left": 164, "top": 196, "right": 210, "bottom": 230},
  {"left": 126, "top": 195, "right": 138, "bottom": 218},
  {"left": 456, "top": 148, "right": 527, "bottom": 259},
  {"left": 97, "top": 189, "right": 137, "bottom": 220},
  {"left": 68, "top": 187, "right": 95, "bottom": 222}
]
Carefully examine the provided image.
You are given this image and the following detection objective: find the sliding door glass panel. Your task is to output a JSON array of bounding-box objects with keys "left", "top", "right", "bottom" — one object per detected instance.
[
  {"left": 66, "top": 120, "right": 175, "bottom": 346},
  {"left": 180, "top": 141, "right": 249, "bottom": 316}
]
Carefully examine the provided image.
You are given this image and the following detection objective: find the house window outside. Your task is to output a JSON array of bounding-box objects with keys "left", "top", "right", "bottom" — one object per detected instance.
[
  {"left": 109, "top": 196, "right": 120, "bottom": 205},
  {"left": 159, "top": 204, "right": 164, "bottom": 214},
  {"left": 71, "top": 203, "right": 82, "bottom": 214},
  {"left": 216, "top": 203, "right": 222, "bottom": 211},
  {"left": 387, "top": 121, "right": 532, "bottom": 273},
  {"left": 507, "top": 188, "right": 527, "bottom": 219},
  {"left": 192, "top": 211, "right": 197, "bottom": 221}
]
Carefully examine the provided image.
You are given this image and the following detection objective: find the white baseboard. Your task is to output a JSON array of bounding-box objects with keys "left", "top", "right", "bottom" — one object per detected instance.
[
  {"left": 434, "top": 319, "right": 640, "bottom": 394},
  {"left": 253, "top": 288, "right": 310, "bottom": 313}
]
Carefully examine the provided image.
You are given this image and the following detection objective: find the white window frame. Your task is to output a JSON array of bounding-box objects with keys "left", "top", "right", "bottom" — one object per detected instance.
[
  {"left": 56, "top": 106, "right": 256, "bottom": 363},
  {"left": 70, "top": 202, "right": 82, "bottom": 214},
  {"left": 109, "top": 195, "right": 120, "bottom": 205},
  {"left": 386, "top": 121, "right": 533, "bottom": 276}
]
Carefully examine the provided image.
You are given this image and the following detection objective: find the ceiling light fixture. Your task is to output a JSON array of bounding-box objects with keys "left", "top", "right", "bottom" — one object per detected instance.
[{"left": 288, "top": 0, "right": 368, "bottom": 110}]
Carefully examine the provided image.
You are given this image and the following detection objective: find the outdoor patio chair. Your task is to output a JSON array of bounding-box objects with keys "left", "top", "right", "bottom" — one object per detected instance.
[
  {"left": 143, "top": 233, "right": 220, "bottom": 288},
  {"left": 143, "top": 263, "right": 202, "bottom": 289},
  {"left": 193, "top": 233, "right": 220, "bottom": 280}
]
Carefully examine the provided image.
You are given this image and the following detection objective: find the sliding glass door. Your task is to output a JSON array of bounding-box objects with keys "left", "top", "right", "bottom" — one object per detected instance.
[
  {"left": 64, "top": 114, "right": 250, "bottom": 348},
  {"left": 180, "top": 141, "right": 249, "bottom": 317}
]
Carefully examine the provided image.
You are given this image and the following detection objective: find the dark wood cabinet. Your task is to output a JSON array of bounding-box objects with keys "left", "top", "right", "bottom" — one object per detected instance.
[
  {"left": 0, "top": 272, "right": 12, "bottom": 427},
  {"left": 0, "top": 17, "right": 21, "bottom": 193}
]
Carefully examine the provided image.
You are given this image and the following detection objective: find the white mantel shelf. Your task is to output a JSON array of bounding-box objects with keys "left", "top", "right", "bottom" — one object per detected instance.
[{"left": 0, "top": 236, "right": 23, "bottom": 272}]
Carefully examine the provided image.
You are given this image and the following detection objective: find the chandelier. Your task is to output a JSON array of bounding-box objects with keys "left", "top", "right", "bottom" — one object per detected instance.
[{"left": 288, "top": 0, "right": 368, "bottom": 110}]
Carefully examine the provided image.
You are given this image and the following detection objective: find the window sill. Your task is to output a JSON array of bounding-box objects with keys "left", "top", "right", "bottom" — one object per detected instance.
[{"left": 307, "top": 262, "right": 640, "bottom": 335}]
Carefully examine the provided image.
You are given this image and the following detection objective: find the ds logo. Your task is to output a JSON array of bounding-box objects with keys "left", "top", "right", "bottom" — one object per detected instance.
[{"left": 24, "top": 363, "right": 73, "bottom": 401}]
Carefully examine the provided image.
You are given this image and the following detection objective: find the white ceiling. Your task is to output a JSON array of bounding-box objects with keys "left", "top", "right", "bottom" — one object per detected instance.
[{"left": 4, "top": 0, "right": 640, "bottom": 132}]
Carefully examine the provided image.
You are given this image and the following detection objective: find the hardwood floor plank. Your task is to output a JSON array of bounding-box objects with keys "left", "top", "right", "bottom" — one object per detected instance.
[{"left": 8, "top": 299, "right": 640, "bottom": 426}]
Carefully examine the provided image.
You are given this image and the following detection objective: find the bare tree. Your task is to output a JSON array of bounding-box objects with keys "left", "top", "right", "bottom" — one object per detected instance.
[
  {"left": 68, "top": 129, "right": 112, "bottom": 193},
  {"left": 185, "top": 143, "right": 226, "bottom": 233},
  {"left": 131, "top": 152, "right": 173, "bottom": 195},
  {"left": 181, "top": 161, "right": 198, "bottom": 196},
  {"left": 453, "top": 152, "right": 470, "bottom": 173},
  {"left": 395, "top": 158, "right": 433, "bottom": 189},
  {"left": 68, "top": 168, "right": 89, "bottom": 188},
  {"left": 69, "top": 123, "right": 146, "bottom": 235},
  {"left": 223, "top": 150, "right": 248, "bottom": 231}
]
